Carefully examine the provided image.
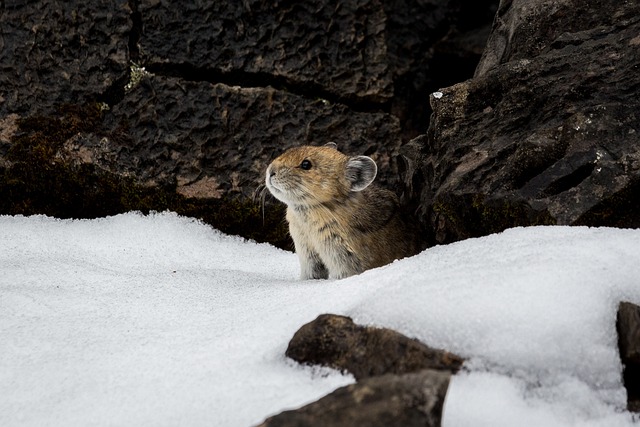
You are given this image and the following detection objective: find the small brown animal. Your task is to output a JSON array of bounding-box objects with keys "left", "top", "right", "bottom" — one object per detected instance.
[{"left": 265, "top": 143, "right": 420, "bottom": 279}]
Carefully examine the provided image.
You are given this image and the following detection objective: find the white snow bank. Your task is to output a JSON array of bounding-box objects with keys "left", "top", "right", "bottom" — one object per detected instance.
[{"left": 1, "top": 212, "right": 639, "bottom": 426}]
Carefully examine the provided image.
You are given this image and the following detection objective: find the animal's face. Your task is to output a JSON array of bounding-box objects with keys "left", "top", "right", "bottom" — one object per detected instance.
[{"left": 265, "top": 144, "right": 377, "bottom": 207}]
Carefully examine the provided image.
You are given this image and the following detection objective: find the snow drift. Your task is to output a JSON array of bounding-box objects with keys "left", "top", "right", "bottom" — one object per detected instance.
[{"left": 1, "top": 212, "right": 639, "bottom": 426}]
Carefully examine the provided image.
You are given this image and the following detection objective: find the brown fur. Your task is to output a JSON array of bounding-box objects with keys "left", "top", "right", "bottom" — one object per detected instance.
[{"left": 265, "top": 144, "right": 420, "bottom": 279}]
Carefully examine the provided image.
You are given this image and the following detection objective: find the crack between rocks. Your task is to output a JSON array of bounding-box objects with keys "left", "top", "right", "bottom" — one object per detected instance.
[
  {"left": 539, "top": 162, "right": 596, "bottom": 198},
  {"left": 144, "top": 62, "right": 392, "bottom": 114},
  {"left": 128, "top": 0, "right": 141, "bottom": 62},
  {"left": 108, "top": 0, "right": 390, "bottom": 114},
  {"left": 95, "top": 0, "right": 141, "bottom": 107}
]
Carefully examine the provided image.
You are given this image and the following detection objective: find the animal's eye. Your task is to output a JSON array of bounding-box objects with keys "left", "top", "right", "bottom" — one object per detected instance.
[{"left": 300, "top": 159, "right": 312, "bottom": 170}]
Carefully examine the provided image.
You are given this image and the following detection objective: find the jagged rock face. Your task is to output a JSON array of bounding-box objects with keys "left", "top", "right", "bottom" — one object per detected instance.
[
  {"left": 74, "top": 74, "right": 403, "bottom": 197},
  {"left": 257, "top": 370, "right": 451, "bottom": 427},
  {"left": 286, "top": 314, "right": 463, "bottom": 380},
  {"left": 138, "top": 0, "right": 394, "bottom": 104},
  {"left": 0, "top": 0, "right": 497, "bottom": 247},
  {"left": 403, "top": 2, "right": 640, "bottom": 245},
  {"left": 0, "top": 1, "right": 130, "bottom": 116},
  {"left": 476, "top": 0, "right": 640, "bottom": 76},
  {"left": 136, "top": 0, "right": 498, "bottom": 139}
]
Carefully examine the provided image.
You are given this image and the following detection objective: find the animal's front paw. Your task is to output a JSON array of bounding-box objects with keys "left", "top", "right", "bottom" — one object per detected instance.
[{"left": 300, "top": 259, "right": 329, "bottom": 280}]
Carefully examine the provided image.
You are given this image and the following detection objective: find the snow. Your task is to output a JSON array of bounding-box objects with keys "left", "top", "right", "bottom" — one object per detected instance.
[{"left": 1, "top": 212, "right": 639, "bottom": 427}]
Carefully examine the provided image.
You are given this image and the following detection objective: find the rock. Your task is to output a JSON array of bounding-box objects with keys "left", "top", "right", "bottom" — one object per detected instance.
[
  {"left": 138, "top": 0, "right": 394, "bottom": 104},
  {"left": 286, "top": 314, "right": 463, "bottom": 380},
  {"left": 136, "top": 0, "right": 498, "bottom": 139},
  {"left": 74, "top": 73, "right": 404, "bottom": 197},
  {"left": 476, "top": 0, "right": 640, "bottom": 77},
  {"left": 0, "top": 0, "right": 131, "bottom": 116},
  {"left": 0, "top": 74, "right": 403, "bottom": 248},
  {"left": 403, "top": 2, "right": 640, "bottom": 244},
  {"left": 617, "top": 301, "right": 640, "bottom": 412},
  {"left": 256, "top": 369, "right": 451, "bottom": 427},
  {"left": 0, "top": 0, "right": 499, "bottom": 249},
  {"left": 270, "top": 314, "right": 462, "bottom": 425}
]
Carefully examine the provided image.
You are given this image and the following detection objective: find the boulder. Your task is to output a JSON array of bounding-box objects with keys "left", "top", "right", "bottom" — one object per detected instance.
[
  {"left": 136, "top": 0, "right": 498, "bottom": 139},
  {"left": 93, "top": 74, "right": 403, "bottom": 196},
  {"left": 403, "top": 1, "right": 640, "bottom": 244},
  {"left": 286, "top": 314, "right": 463, "bottom": 380},
  {"left": 617, "top": 301, "right": 640, "bottom": 412},
  {"left": 0, "top": 74, "right": 402, "bottom": 248},
  {"left": 0, "top": 1, "right": 131, "bottom": 116},
  {"left": 256, "top": 369, "right": 451, "bottom": 427},
  {"left": 138, "top": 0, "right": 394, "bottom": 105},
  {"left": 476, "top": 0, "right": 640, "bottom": 77}
]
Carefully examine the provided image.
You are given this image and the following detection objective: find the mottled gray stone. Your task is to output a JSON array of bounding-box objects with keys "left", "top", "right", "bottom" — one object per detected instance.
[{"left": 138, "top": 0, "right": 394, "bottom": 104}]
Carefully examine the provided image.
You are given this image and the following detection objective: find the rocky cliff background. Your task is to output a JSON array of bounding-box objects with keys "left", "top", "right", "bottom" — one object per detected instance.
[
  {"left": 0, "top": 0, "right": 640, "bottom": 248},
  {"left": 1, "top": 0, "right": 638, "bottom": 246},
  {"left": 1, "top": 0, "right": 497, "bottom": 249}
]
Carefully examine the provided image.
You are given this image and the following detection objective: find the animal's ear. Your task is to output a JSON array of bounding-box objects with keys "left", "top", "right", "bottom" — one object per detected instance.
[
  {"left": 324, "top": 142, "right": 338, "bottom": 150},
  {"left": 345, "top": 155, "right": 377, "bottom": 192}
]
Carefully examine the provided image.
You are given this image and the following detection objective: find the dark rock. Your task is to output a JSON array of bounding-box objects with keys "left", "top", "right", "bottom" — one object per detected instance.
[
  {"left": 384, "top": 0, "right": 498, "bottom": 138},
  {"left": 256, "top": 369, "right": 451, "bottom": 427},
  {"left": 617, "top": 301, "right": 640, "bottom": 412},
  {"left": 138, "top": 0, "right": 394, "bottom": 104},
  {"left": 476, "top": 0, "right": 640, "bottom": 76},
  {"left": 76, "top": 73, "right": 404, "bottom": 198},
  {"left": 0, "top": 74, "right": 403, "bottom": 248},
  {"left": 0, "top": 0, "right": 499, "bottom": 249},
  {"left": 136, "top": 0, "right": 498, "bottom": 139},
  {"left": 0, "top": 0, "right": 131, "bottom": 116},
  {"left": 286, "top": 314, "right": 464, "bottom": 380},
  {"left": 404, "top": 2, "right": 640, "bottom": 244}
]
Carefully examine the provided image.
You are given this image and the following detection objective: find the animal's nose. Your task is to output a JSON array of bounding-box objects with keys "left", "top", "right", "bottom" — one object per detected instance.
[{"left": 266, "top": 166, "right": 276, "bottom": 180}]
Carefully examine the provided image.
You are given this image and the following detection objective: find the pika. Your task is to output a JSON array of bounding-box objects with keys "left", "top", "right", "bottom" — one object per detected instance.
[{"left": 265, "top": 143, "right": 420, "bottom": 280}]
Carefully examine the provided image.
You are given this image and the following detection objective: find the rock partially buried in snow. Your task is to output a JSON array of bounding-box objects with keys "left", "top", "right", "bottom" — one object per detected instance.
[
  {"left": 256, "top": 369, "right": 451, "bottom": 427},
  {"left": 617, "top": 301, "right": 640, "bottom": 412},
  {"left": 285, "top": 314, "right": 464, "bottom": 380}
]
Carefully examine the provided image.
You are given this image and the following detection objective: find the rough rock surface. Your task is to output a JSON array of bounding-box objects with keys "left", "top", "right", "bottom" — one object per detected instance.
[
  {"left": 0, "top": 0, "right": 498, "bottom": 247},
  {"left": 136, "top": 0, "right": 498, "bottom": 139},
  {"left": 286, "top": 314, "right": 464, "bottom": 379},
  {"left": 475, "top": 0, "right": 640, "bottom": 77},
  {"left": 0, "top": 1, "right": 131, "bottom": 116},
  {"left": 257, "top": 369, "right": 451, "bottom": 427},
  {"left": 92, "top": 74, "right": 403, "bottom": 197},
  {"left": 384, "top": 0, "right": 498, "bottom": 138},
  {"left": 403, "top": 1, "right": 640, "bottom": 244},
  {"left": 617, "top": 301, "right": 640, "bottom": 412},
  {"left": 0, "top": 73, "right": 402, "bottom": 248},
  {"left": 138, "top": 0, "right": 394, "bottom": 104}
]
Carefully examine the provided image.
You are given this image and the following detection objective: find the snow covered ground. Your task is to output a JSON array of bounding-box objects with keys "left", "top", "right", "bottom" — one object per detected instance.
[{"left": 1, "top": 212, "right": 639, "bottom": 426}]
